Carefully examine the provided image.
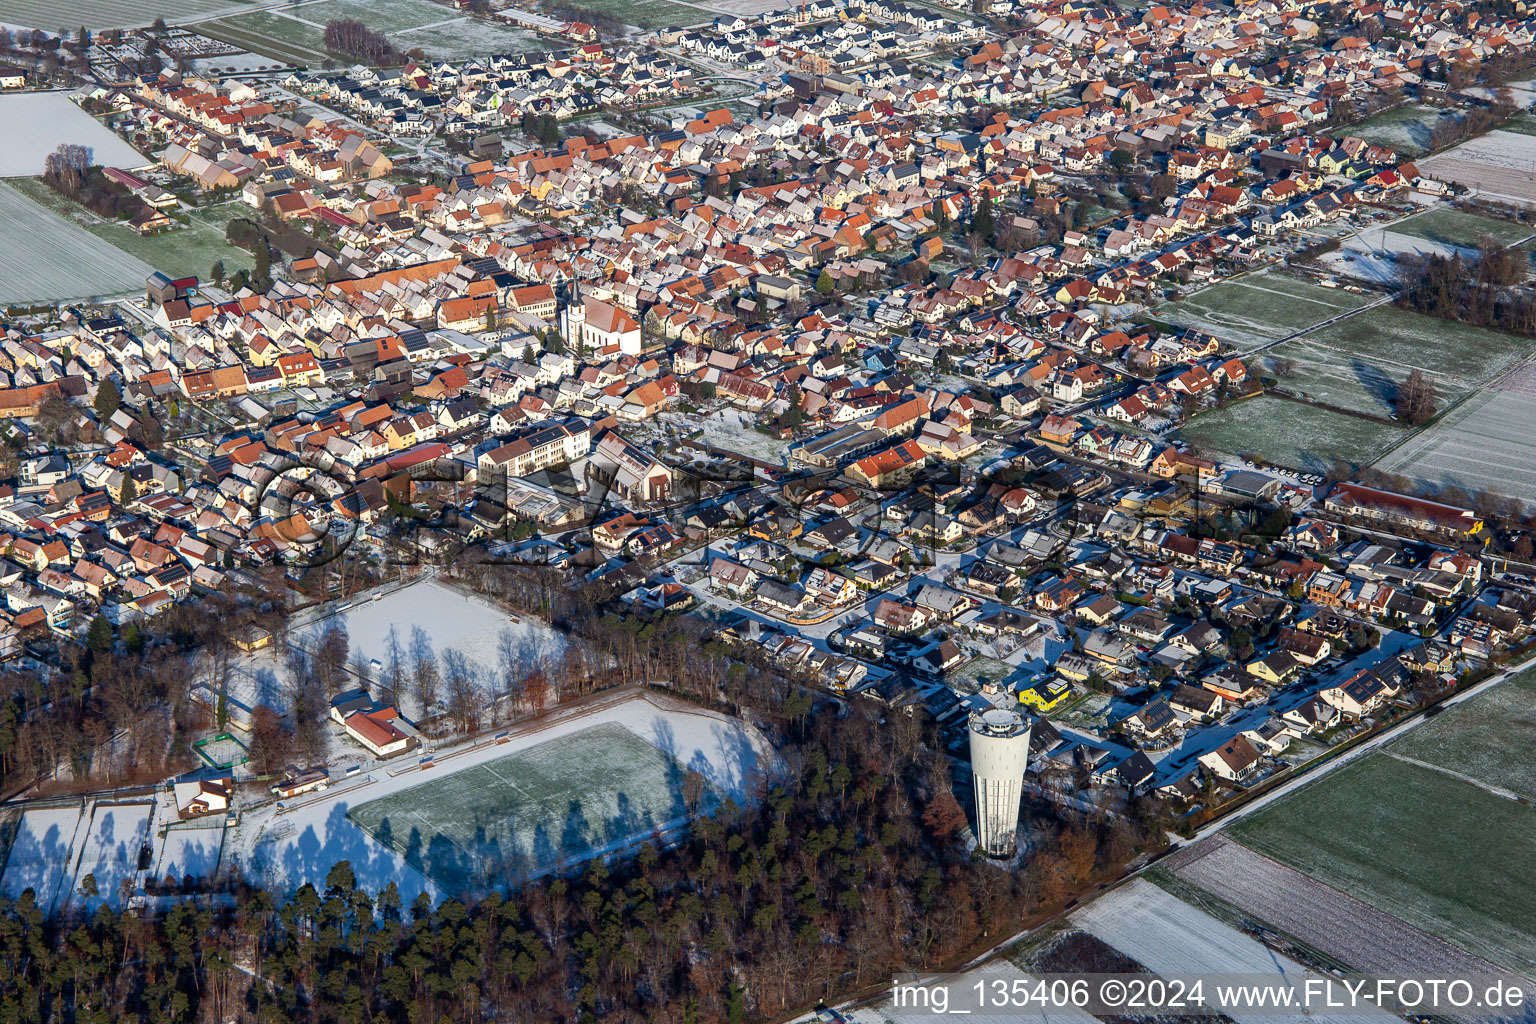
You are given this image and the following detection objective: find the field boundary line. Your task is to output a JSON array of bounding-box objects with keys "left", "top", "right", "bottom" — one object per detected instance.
[{"left": 1381, "top": 749, "right": 1528, "bottom": 803}]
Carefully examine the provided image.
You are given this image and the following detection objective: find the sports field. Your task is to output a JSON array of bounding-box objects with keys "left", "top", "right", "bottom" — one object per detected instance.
[
  {"left": 349, "top": 723, "right": 716, "bottom": 890},
  {"left": 0, "top": 0, "right": 256, "bottom": 29},
  {"left": 1374, "top": 361, "right": 1536, "bottom": 507},
  {"left": 203, "top": 0, "right": 548, "bottom": 63},
  {"left": 0, "top": 181, "right": 154, "bottom": 303},
  {"left": 1178, "top": 395, "right": 1405, "bottom": 471},
  {"left": 1230, "top": 752, "right": 1536, "bottom": 974},
  {"left": 1153, "top": 273, "right": 1372, "bottom": 351}
]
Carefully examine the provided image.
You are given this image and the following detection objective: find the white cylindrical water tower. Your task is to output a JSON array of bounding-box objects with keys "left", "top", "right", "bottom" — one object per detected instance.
[{"left": 969, "top": 707, "right": 1030, "bottom": 857}]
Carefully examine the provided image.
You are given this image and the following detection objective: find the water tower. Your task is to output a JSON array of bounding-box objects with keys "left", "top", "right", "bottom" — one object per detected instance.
[{"left": 968, "top": 707, "right": 1030, "bottom": 857}]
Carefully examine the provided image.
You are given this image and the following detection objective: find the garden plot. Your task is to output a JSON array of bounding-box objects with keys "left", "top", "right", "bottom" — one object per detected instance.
[
  {"left": 1374, "top": 361, "right": 1536, "bottom": 508},
  {"left": 1179, "top": 395, "right": 1405, "bottom": 471},
  {"left": 1387, "top": 664, "right": 1536, "bottom": 800},
  {"left": 1230, "top": 753, "right": 1536, "bottom": 975},
  {"left": 69, "top": 802, "right": 153, "bottom": 910},
  {"left": 1335, "top": 104, "right": 1458, "bottom": 157},
  {"left": 1268, "top": 307, "right": 1530, "bottom": 417},
  {"left": 1420, "top": 131, "right": 1536, "bottom": 207},
  {"left": 1173, "top": 835, "right": 1508, "bottom": 981},
  {"left": 0, "top": 806, "right": 86, "bottom": 913},
  {"left": 239, "top": 692, "right": 771, "bottom": 900},
  {"left": 1153, "top": 273, "right": 1371, "bottom": 350},
  {"left": 0, "top": 181, "right": 156, "bottom": 303},
  {"left": 1073, "top": 879, "right": 1389, "bottom": 1024},
  {"left": 0, "top": 92, "right": 148, "bottom": 176},
  {"left": 0, "top": 0, "right": 255, "bottom": 29},
  {"left": 656, "top": 406, "right": 791, "bottom": 465}
]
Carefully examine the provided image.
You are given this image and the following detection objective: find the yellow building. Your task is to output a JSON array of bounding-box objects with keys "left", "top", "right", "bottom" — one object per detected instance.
[{"left": 1020, "top": 678, "right": 1072, "bottom": 712}]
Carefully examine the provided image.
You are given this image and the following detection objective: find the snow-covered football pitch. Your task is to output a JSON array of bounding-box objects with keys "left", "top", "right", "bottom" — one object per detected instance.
[
  {"left": 349, "top": 722, "right": 714, "bottom": 892},
  {"left": 241, "top": 691, "right": 773, "bottom": 901}
]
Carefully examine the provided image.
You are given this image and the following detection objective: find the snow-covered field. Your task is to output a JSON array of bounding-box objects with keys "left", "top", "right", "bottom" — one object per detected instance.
[
  {"left": 0, "top": 181, "right": 155, "bottom": 303},
  {"left": 1073, "top": 879, "right": 1391, "bottom": 1024},
  {"left": 1319, "top": 226, "right": 1472, "bottom": 285},
  {"left": 0, "top": 92, "right": 148, "bottom": 175},
  {"left": 153, "top": 823, "right": 226, "bottom": 883},
  {"left": 1375, "top": 360, "right": 1536, "bottom": 509},
  {"left": 0, "top": 0, "right": 251, "bottom": 29},
  {"left": 301, "top": 577, "right": 566, "bottom": 676},
  {"left": 1, "top": 806, "right": 86, "bottom": 913},
  {"left": 1421, "top": 131, "right": 1536, "bottom": 206},
  {"left": 222, "top": 577, "right": 571, "bottom": 718},
  {"left": 1173, "top": 836, "right": 1510, "bottom": 982},
  {"left": 237, "top": 691, "right": 773, "bottom": 902},
  {"left": 69, "top": 802, "right": 153, "bottom": 910}
]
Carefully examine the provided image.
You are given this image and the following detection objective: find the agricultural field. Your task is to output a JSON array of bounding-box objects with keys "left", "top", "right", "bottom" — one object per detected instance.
[
  {"left": 350, "top": 722, "right": 715, "bottom": 890},
  {"left": 1073, "top": 879, "right": 1387, "bottom": 1024},
  {"left": 204, "top": 0, "right": 549, "bottom": 64},
  {"left": 1172, "top": 835, "right": 1506, "bottom": 979},
  {"left": 1393, "top": 207, "right": 1535, "bottom": 251},
  {"left": 1178, "top": 395, "right": 1405, "bottom": 471},
  {"left": 7, "top": 177, "right": 255, "bottom": 281},
  {"left": 1420, "top": 130, "right": 1536, "bottom": 207},
  {"left": 0, "top": 181, "right": 155, "bottom": 303},
  {"left": 1229, "top": 752, "right": 1536, "bottom": 974},
  {"left": 1389, "top": 664, "right": 1536, "bottom": 801},
  {"left": 1266, "top": 306, "right": 1532, "bottom": 418},
  {"left": 1375, "top": 361, "right": 1536, "bottom": 508},
  {"left": 1153, "top": 272, "right": 1372, "bottom": 351},
  {"left": 1335, "top": 104, "right": 1458, "bottom": 157},
  {"left": 1503, "top": 112, "right": 1536, "bottom": 138},
  {"left": 0, "top": 92, "right": 148, "bottom": 177},
  {"left": 540, "top": 0, "right": 711, "bottom": 29},
  {"left": 0, "top": 0, "right": 257, "bottom": 29}
]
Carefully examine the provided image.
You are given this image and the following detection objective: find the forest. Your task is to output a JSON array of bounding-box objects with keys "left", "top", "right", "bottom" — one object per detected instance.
[
  {"left": 0, "top": 563, "right": 1169, "bottom": 1024},
  {"left": 1396, "top": 238, "right": 1536, "bottom": 336},
  {"left": 0, "top": 693, "right": 1161, "bottom": 1024}
]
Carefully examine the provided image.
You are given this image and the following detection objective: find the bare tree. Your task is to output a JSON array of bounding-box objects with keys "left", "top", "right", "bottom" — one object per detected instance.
[
  {"left": 1394, "top": 369, "right": 1437, "bottom": 425},
  {"left": 441, "top": 649, "right": 480, "bottom": 734},
  {"left": 409, "top": 625, "right": 440, "bottom": 720}
]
